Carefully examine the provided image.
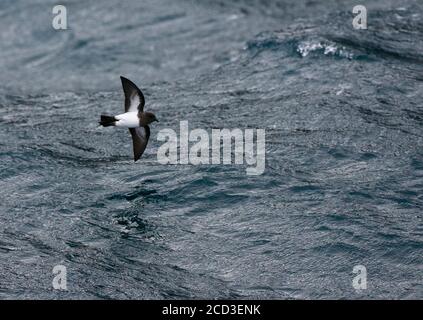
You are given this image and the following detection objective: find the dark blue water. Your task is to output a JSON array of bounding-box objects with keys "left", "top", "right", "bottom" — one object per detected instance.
[{"left": 0, "top": 0, "right": 422, "bottom": 299}]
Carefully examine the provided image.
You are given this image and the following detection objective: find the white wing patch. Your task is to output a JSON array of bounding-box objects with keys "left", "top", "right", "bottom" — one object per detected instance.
[
  {"left": 128, "top": 92, "right": 140, "bottom": 112},
  {"left": 121, "top": 77, "right": 145, "bottom": 113}
]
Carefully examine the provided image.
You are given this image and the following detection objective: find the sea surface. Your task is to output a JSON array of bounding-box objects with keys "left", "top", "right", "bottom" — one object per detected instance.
[{"left": 0, "top": 0, "right": 422, "bottom": 299}]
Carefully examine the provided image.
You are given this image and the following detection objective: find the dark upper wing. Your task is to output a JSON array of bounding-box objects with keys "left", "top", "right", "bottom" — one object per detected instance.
[
  {"left": 120, "top": 76, "right": 145, "bottom": 113},
  {"left": 129, "top": 126, "right": 150, "bottom": 162}
]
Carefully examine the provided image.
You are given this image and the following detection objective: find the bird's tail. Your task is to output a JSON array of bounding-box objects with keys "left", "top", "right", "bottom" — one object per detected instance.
[{"left": 99, "top": 115, "right": 116, "bottom": 127}]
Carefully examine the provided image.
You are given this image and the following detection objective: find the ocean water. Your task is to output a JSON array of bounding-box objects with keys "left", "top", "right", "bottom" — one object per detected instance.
[{"left": 0, "top": 0, "right": 422, "bottom": 299}]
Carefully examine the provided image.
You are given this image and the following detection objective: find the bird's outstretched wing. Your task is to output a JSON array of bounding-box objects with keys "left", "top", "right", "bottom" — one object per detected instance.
[
  {"left": 121, "top": 76, "right": 145, "bottom": 113},
  {"left": 129, "top": 126, "right": 150, "bottom": 161}
]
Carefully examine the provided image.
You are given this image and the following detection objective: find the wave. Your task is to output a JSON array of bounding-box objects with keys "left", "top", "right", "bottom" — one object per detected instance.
[{"left": 243, "top": 6, "right": 423, "bottom": 63}]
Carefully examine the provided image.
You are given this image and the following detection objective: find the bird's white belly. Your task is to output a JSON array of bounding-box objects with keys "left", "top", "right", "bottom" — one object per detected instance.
[{"left": 115, "top": 112, "right": 139, "bottom": 128}]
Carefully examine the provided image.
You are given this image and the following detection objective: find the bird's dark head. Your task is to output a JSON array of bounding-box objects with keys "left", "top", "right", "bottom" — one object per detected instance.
[{"left": 143, "top": 112, "right": 159, "bottom": 125}]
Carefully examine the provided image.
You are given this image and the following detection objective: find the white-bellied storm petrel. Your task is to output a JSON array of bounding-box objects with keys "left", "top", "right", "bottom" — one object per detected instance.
[{"left": 99, "top": 76, "right": 158, "bottom": 161}]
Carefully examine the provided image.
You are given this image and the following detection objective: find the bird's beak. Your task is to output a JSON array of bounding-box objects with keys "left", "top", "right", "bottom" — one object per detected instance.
[{"left": 155, "top": 119, "right": 159, "bottom": 122}]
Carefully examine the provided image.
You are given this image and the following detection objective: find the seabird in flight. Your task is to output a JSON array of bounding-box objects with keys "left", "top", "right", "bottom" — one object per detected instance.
[{"left": 99, "top": 76, "right": 158, "bottom": 161}]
